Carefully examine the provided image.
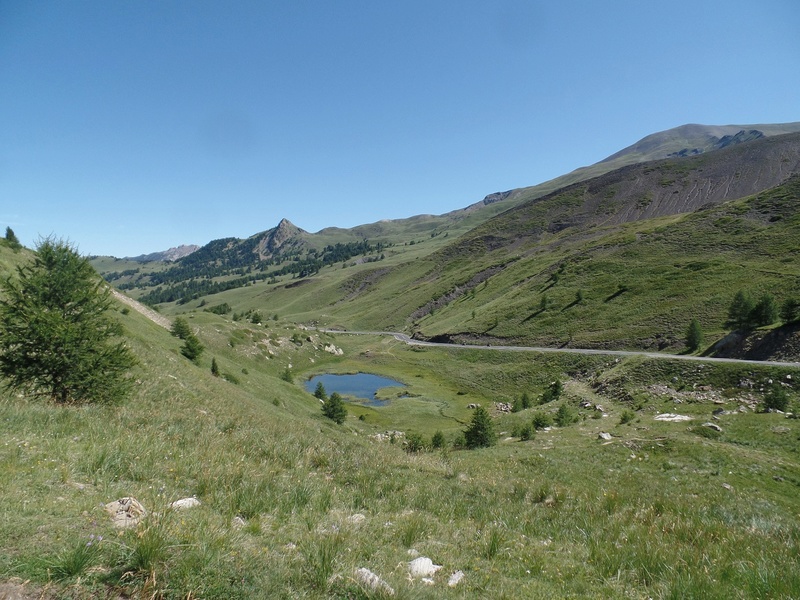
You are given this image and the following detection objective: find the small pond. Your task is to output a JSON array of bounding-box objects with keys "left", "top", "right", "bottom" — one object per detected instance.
[{"left": 304, "top": 373, "right": 406, "bottom": 406}]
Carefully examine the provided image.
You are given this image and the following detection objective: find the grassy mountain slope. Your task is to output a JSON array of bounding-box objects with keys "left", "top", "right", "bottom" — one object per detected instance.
[
  {"left": 2, "top": 239, "right": 800, "bottom": 598},
  {"left": 149, "top": 133, "right": 800, "bottom": 361},
  {"left": 96, "top": 123, "right": 800, "bottom": 307}
]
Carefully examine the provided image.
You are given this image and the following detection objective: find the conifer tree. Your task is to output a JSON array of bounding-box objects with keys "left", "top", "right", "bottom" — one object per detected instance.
[
  {"left": 464, "top": 405, "right": 496, "bottom": 449},
  {"left": 0, "top": 238, "right": 136, "bottom": 404},
  {"left": 685, "top": 318, "right": 703, "bottom": 352},
  {"left": 322, "top": 391, "right": 347, "bottom": 424}
]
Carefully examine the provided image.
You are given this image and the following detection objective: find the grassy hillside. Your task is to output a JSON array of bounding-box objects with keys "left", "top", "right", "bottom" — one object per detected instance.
[
  {"left": 137, "top": 141, "right": 800, "bottom": 363},
  {"left": 2, "top": 241, "right": 800, "bottom": 598}
]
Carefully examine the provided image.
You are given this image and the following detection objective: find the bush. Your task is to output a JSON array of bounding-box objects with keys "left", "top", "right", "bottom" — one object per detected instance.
[
  {"left": 619, "top": 409, "right": 636, "bottom": 425},
  {"left": 541, "top": 380, "right": 563, "bottom": 404},
  {"left": 531, "top": 411, "right": 553, "bottom": 430},
  {"left": 519, "top": 424, "right": 533, "bottom": 441},
  {"left": 405, "top": 432, "right": 425, "bottom": 453},
  {"left": 431, "top": 430, "right": 445, "bottom": 449},
  {"left": 763, "top": 386, "right": 790, "bottom": 412}
]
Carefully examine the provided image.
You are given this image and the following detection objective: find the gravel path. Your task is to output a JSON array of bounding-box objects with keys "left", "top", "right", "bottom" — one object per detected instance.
[
  {"left": 111, "top": 289, "right": 171, "bottom": 330},
  {"left": 318, "top": 329, "right": 800, "bottom": 369}
]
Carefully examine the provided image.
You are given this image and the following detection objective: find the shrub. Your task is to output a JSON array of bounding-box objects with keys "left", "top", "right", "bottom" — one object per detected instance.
[
  {"left": 405, "top": 432, "right": 425, "bottom": 453},
  {"left": 763, "top": 386, "right": 790, "bottom": 412},
  {"left": 619, "top": 409, "right": 636, "bottom": 425},
  {"left": 519, "top": 423, "right": 533, "bottom": 441},
  {"left": 431, "top": 430, "right": 445, "bottom": 449},
  {"left": 531, "top": 411, "right": 553, "bottom": 430},
  {"left": 541, "top": 380, "right": 563, "bottom": 404}
]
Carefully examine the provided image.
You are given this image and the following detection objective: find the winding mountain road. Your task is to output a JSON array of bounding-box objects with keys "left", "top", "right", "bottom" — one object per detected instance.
[{"left": 318, "top": 329, "right": 800, "bottom": 369}]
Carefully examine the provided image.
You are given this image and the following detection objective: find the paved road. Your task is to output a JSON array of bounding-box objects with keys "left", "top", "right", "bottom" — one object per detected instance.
[{"left": 317, "top": 328, "right": 800, "bottom": 369}]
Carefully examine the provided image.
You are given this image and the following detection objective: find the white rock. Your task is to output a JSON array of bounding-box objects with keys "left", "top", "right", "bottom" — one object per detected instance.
[
  {"left": 170, "top": 497, "right": 201, "bottom": 510},
  {"left": 347, "top": 513, "right": 366, "bottom": 524},
  {"left": 408, "top": 557, "right": 442, "bottom": 579},
  {"left": 448, "top": 570, "right": 465, "bottom": 587},
  {"left": 231, "top": 516, "right": 246, "bottom": 529},
  {"left": 654, "top": 413, "right": 693, "bottom": 422},
  {"left": 598, "top": 432, "right": 613, "bottom": 440},
  {"left": 105, "top": 497, "right": 146, "bottom": 528},
  {"left": 355, "top": 567, "right": 395, "bottom": 595}
]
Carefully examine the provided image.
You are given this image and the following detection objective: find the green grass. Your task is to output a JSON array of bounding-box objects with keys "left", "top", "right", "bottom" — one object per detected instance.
[{"left": 1, "top": 284, "right": 799, "bottom": 598}]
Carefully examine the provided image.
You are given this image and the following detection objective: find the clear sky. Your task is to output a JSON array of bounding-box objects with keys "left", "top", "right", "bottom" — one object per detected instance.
[{"left": 1, "top": 1, "right": 798, "bottom": 257}]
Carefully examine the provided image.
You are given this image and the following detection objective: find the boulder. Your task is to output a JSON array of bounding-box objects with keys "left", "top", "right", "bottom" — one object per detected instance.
[
  {"left": 170, "top": 497, "right": 201, "bottom": 510},
  {"left": 355, "top": 567, "right": 394, "bottom": 595},
  {"left": 654, "top": 413, "right": 693, "bottom": 422},
  {"left": 448, "top": 570, "right": 465, "bottom": 587},
  {"left": 408, "top": 557, "right": 442, "bottom": 579},
  {"left": 105, "top": 497, "right": 146, "bottom": 528}
]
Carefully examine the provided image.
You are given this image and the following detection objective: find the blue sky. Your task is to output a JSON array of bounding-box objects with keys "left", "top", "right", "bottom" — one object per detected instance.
[{"left": 1, "top": 1, "right": 798, "bottom": 257}]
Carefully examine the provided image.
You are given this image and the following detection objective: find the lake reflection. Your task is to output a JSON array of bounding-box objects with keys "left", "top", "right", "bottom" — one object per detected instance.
[{"left": 304, "top": 373, "right": 406, "bottom": 406}]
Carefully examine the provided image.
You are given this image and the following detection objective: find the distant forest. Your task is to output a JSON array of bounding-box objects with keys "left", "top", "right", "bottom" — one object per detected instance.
[{"left": 105, "top": 239, "right": 389, "bottom": 305}]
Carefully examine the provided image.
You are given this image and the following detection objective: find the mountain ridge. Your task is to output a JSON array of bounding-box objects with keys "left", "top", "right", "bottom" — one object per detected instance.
[{"left": 114, "top": 121, "right": 800, "bottom": 262}]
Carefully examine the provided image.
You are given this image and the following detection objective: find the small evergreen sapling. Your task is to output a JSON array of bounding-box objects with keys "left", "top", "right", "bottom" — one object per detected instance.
[
  {"left": 685, "top": 318, "right": 703, "bottom": 352},
  {"left": 322, "top": 392, "right": 347, "bottom": 424},
  {"left": 464, "top": 406, "right": 496, "bottom": 449}
]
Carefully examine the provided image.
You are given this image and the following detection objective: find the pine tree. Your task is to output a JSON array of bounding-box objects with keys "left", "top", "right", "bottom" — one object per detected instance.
[
  {"left": 727, "top": 291, "right": 754, "bottom": 329},
  {"left": 751, "top": 294, "right": 778, "bottom": 327},
  {"left": 180, "top": 332, "right": 204, "bottom": 362},
  {"left": 685, "top": 318, "right": 703, "bottom": 352},
  {"left": 781, "top": 298, "right": 800, "bottom": 324},
  {"left": 464, "top": 405, "right": 496, "bottom": 449},
  {"left": 322, "top": 391, "right": 347, "bottom": 424},
  {"left": 4, "top": 227, "right": 21, "bottom": 249},
  {"left": 171, "top": 316, "right": 192, "bottom": 339},
  {"left": 211, "top": 357, "right": 220, "bottom": 377},
  {"left": 313, "top": 381, "right": 327, "bottom": 401},
  {"left": 0, "top": 238, "right": 136, "bottom": 404}
]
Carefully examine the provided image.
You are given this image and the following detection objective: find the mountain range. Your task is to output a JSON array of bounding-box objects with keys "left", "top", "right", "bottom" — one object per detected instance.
[{"left": 94, "top": 121, "right": 800, "bottom": 360}]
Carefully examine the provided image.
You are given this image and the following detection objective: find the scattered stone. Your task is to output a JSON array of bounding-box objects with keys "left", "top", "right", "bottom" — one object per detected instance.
[
  {"left": 701, "top": 422, "right": 723, "bottom": 432},
  {"left": 231, "top": 516, "right": 246, "bottom": 529},
  {"left": 448, "top": 570, "right": 465, "bottom": 587},
  {"left": 722, "top": 483, "right": 734, "bottom": 492},
  {"left": 772, "top": 426, "right": 791, "bottom": 435},
  {"left": 355, "top": 567, "right": 395, "bottom": 596},
  {"left": 408, "top": 557, "right": 442, "bottom": 579},
  {"left": 495, "top": 402, "right": 512, "bottom": 413},
  {"left": 654, "top": 413, "right": 693, "bottom": 422},
  {"left": 467, "top": 403, "right": 481, "bottom": 409},
  {"left": 347, "top": 513, "right": 366, "bottom": 525},
  {"left": 407, "top": 548, "right": 420, "bottom": 557},
  {"left": 323, "top": 344, "right": 344, "bottom": 356},
  {"left": 598, "top": 432, "right": 613, "bottom": 440},
  {"left": 774, "top": 475, "right": 785, "bottom": 482},
  {"left": 170, "top": 497, "right": 201, "bottom": 510},
  {"left": 105, "top": 497, "right": 146, "bottom": 528}
]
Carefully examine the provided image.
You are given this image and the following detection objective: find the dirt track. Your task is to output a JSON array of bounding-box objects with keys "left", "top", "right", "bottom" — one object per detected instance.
[{"left": 111, "top": 289, "right": 171, "bottom": 329}]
